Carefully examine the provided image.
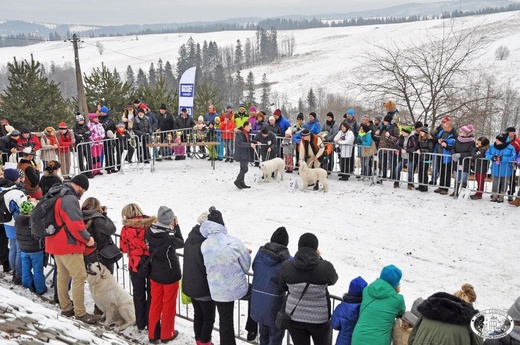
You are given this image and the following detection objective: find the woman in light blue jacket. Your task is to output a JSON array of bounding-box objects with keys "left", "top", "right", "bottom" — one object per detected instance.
[{"left": 200, "top": 208, "right": 251, "bottom": 345}]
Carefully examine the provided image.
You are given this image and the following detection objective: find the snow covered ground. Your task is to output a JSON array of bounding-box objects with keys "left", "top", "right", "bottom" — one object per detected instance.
[
  {"left": 1, "top": 158, "right": 519, "bottom": 343},
  {"left": 1, "top": 11, "right": 520, "bottom": 107}
]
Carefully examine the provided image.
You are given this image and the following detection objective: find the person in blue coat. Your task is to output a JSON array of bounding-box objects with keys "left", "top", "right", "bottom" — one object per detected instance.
[
  {"left": 251, "top": 227, "right": 291, "bottom": 345},
  {"left": 486, "top": 133, "right": 517, "bottom": 202},
  {"left": 303, "top": 112, "right": 321, "bottom": 135},
  {"left": 331, "top": 276, "right": 368, "bottom": 345}
]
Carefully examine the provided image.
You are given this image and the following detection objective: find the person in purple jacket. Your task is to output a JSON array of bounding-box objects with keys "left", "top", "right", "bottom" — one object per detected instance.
[{"left": 331, "top": 276, "right": 368, "bottom": 345}]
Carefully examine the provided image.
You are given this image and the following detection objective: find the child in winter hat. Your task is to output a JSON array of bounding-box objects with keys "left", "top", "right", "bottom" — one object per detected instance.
[
  {"left": 207, "top": 208, "right": 225, "bottom": 226},
  {"left": 331, "top": 276, "right": 368, "bottom": 345}
]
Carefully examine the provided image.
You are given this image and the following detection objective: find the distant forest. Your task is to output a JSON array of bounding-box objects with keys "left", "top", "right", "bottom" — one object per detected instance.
[{"left": 1, "top": 3, "right": 519, "bottom": 48}]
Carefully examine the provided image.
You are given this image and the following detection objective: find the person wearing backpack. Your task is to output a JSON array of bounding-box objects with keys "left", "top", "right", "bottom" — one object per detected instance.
[
  {"left": 0, "top": 168, "right": 27, "bottom": 285},
  {"left": 15, "top": 201, "right": 47, "bottom": 295},
  {"left": 44, "top": 174, "right": 102, "bottom": 325},
  {"left": 81, "top": 197, "right": 117, "bottom": 274}
]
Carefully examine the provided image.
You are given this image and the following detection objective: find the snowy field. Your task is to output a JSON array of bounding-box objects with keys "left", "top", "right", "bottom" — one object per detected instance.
[
  {"left": 1, "top": 11, "right": 520, "bottom": 106},
  {"left": 1, "top": 158, "right": 519, "bottom": 343}
]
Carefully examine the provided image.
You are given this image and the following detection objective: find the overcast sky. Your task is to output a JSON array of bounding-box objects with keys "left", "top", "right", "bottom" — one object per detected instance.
[{"left": 3, "top": 0, "right": 440, "bottom": 25}]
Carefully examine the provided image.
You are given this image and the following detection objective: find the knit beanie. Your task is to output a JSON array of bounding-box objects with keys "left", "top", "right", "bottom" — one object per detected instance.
[
  {"left": 58, "top": 122, "right": 68, "bottom": 129},
  {"left": 20, "top": 201, "right": 35, "bottom": 215},
  {"left": 496, "top": 133, "right": 508, "bottom": 143},
  {"left": 3, "top": 168, "right": 20, "bottom": 182},
  {"left": 380, "top": 264, "right": 402, "bottom": 288},
  {"left": 70, "top": 174, "right": 89, "bottom": 190},
  {"left": 100, "top": 106, "right": 109, "bottom": 114},
  {"left": 383, "top": 115, "right": 393, "bottom": 123},
  {"left": 270, "top": 227, "right": 289, "bottom": 246},
  {"left": 207, "top": 208, "right": 225, "bottom": 226},
  {"left": 298, "top": 232, "right": 319, "bottom": 250},
  {"left": 157, "top": 206, "right": 175, "bottom": 227},
  {"left": 460, "top": 124, "right": 474, "bottom": 134},
  {"left": 401, "top": 125, "right": 413, "bottom": 134}
]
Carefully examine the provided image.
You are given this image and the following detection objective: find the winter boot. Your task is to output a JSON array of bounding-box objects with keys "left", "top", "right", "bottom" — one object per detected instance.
[
  {"left": 12, "top": 274, "right": 22, "bottom": 285},
  {"left": 2, "top": 262, "right": 11, "bottom": 273},
  {"left": 393, "top": 181, "right": 400, "bottom": 188},
  {"left": 450, "top": 183, "right": 462, "bottom": 197},
  {"left": 509, "top": 198, "right": 520, "bottom": 206}
]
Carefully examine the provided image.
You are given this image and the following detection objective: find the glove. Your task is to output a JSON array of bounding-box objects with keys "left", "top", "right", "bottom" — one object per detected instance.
[
  {"left": 492, "top": 155, "right": 501, "bottom": 161},
  {"left": 451, "top": 153, "right": 461, "bottom": 161}
]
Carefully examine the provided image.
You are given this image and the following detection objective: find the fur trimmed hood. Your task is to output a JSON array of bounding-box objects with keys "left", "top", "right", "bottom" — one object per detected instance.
[
  {"left": 122, "top": 216, "right": 156, "bottom": 228},
  {"left": 418, "top": 292, "right": 477, "bottom": 325}
]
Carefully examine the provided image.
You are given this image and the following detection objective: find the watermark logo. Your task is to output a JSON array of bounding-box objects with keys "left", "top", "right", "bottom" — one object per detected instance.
[{"left": 471, "top": 309, "right": 514, "bottom": 339}]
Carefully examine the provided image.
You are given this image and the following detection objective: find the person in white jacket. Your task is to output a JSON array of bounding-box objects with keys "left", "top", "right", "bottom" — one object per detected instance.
[
  {"left": 334, "top": 122, "right": 355, "bottom": 181},
  {"left": 200, "top": 208, "right": 251, "bottom": 345}
]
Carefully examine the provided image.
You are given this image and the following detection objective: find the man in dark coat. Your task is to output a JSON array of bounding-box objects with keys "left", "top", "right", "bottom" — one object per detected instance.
[
  {"left": 98, "top": 106, "right": 117, "bottom": 173},
  {"left": 134, "top": 108, "right": 152, "bottom": 163},
  {"left": 176, "top": 108, "right": 196, "bottom": 158},
  {"left": 182, "top": 208, "right": 216, "bottom": 345},
  {"left": 233, "top": 121, "right": 256, "bottom": 189},
  {"left": 156, "top": 104, "right": 177, "bottom": 160}
]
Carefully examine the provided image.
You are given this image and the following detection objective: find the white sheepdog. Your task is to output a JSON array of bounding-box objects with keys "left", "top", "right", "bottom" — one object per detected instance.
[
  {"left": 259, "top": 157, "right": 286, "bottom": 182},
  {"left": 299, "top": 161, "right": 328, "bottom": 192},
  {"left": 86, "top": 263, "right": 136, "bottom": 330}
]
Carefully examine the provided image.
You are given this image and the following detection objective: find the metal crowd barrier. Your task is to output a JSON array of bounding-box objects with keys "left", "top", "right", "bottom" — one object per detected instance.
[
  {"left": 374, "top": 148, "right": 519, "bottom": 201},
  {"left": 105, "top": 234, "right": 343, "bottom": 344}
]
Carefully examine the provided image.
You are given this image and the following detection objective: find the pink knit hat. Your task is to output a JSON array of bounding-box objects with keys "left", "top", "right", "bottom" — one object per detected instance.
[
  {"left": 249, "top": 106, "right": 257, "bottom": 112},
  {"left": 88, "top": 113, "right": 98, "bottom": 120},
  {"left": 460, "top": 124, "right": 474, "bottom": 134}
]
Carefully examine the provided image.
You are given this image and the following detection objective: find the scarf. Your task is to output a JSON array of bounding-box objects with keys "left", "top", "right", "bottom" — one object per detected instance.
[
  {"left": 457, "top": 135, "right": 475, "bottom": 143},
  {"left": 494, "top": 142, "right": 509, "bottom": 150},
  {"left": 243, "top": 128, "right": 250, "bottom": 142},
  {"left": 117, "top": 128, "right": 126, "bottom": 135}
]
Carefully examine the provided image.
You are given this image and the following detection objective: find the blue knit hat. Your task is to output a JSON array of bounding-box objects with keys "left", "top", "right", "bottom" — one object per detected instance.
[
  {"left": 100, "top": 106, "right": 109, "bottom": 114},
  {"left": 380, "top": 264, "right": 402, "bottom": 288}
]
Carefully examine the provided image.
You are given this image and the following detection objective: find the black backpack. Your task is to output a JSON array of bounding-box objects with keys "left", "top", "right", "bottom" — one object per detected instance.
[
  {"left": 31, "top": 185, "right": 73, "bottom": 240},
  {"left": 0, "top": 189, "right": 13, "bottom": 223}
]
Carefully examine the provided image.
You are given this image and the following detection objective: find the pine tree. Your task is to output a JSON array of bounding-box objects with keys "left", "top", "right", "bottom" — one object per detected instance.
[
  {"left": 214, "top": 64, "right": 226, "bottom": 92},
  {"left": 176, "top": 44, "right": 189, "bottom": 79},
  {"left": 149, "top": 62, "right": 157, "bottom": 87},
  {"left": 195, "top": 82, "right": 224, "bottom": 117},
  {"left": 307, "top": 87, "right": 316, "bottom": 111},
  {"left": 244, "top": 38, "right": 252, "bottom": 67},
  {"left": 260, "top": 73, "right": 270, "bottom": 110},
  {"left": 136, "top": 68, "right": 148, "bottom": 88},
  {"left": 1, "top": 56, "right": 71, "bottom": 130},
  {"left": 234, "top": 70, "right": 245, "bottom": 105},
  {"left": 113, "top": 67, "right": 121, "bottom": 82},
  {"left": 83, "top": 63, "right": 132, "bottom": 116},
  {"left": 202, "top": 40, "right": 210, "bottom": 74},
  {"left": 164, "top": 61, "right": 176, "bottom": 90},
  {"left": 126, "top": 65, "right": 135, "bottom": 88},
  {"left": 270, "top": 28, "right": 279, "bottom": 60},
  {"left": 246, "top": 71, "right": 255, "bottom": 104},
  {"left": 298, "top": 98, "right": 305, "bottom": 113},
  {"left": 234, "top": 39, "right": 243, "bottom": 69},
  {"left": 157, "top": 58, "right": 164, "bottom": 78},
  {"left": 134, "top": 75, "right": 175, "bottom": 114}
]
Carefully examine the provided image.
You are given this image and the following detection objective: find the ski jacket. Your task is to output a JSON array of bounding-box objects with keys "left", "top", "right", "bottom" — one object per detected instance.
[
  {"left": 45, "top": 184, "right": 91, "bottom": 255},
  {"left": 251, "top": 242, "right": 291, "bottom": 326},
  {"left": 182, "top": 224, "right": 211, "bottom": 299},
  {"left": 234, "top": 129, "right": 252, "bottom": 162},
  {"left": 120, "top": 216, "right": 156, "bottom": 272},
  {"left": 351, "top": 278, "right": 405, "bottom": 345},
  {"left": 17, "top": 133, "right": 41, "bottom": 151},
  {"left": 486, "top": 143, "right": 516, "bottom": 177},
  {"left": 15, "top": 214, "right": 41, "bottom": 253},
  {"left": 200, "top": 220, "right": 251, "bottom": 302},
  {"left": 146, "top": 223, "right": 184, "bottom": 285},
  {"left": 279, "top": 247, "right": 338, "bottom": 324}
]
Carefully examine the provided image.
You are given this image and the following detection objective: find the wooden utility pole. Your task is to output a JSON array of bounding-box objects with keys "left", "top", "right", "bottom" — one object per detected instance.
[{"left": 72, "top": 34, "right": 89, "bottom": 116}]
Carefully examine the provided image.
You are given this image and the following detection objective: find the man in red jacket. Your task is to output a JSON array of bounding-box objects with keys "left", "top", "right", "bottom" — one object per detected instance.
[{"left": 45, "top": 174, "right": 101, "bottom": 324}]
